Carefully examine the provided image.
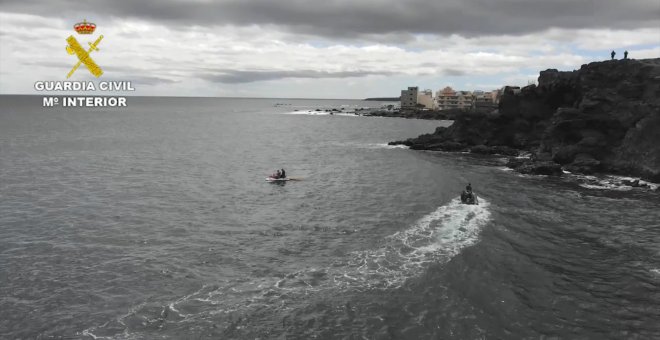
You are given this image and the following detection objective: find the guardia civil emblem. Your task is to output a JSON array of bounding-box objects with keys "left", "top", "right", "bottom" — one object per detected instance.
[{"left": 65, "top": 19, "right": 103, "bottom": 78}]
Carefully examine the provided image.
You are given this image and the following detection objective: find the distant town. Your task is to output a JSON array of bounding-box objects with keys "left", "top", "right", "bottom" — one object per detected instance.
[{"left": 399, "top": 86, "right": 520, "bottom": 111}]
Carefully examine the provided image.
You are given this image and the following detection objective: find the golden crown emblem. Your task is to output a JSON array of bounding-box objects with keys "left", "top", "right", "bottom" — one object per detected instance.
[{"left": 74, "top": 19, "right": 96, "bottom": 34}]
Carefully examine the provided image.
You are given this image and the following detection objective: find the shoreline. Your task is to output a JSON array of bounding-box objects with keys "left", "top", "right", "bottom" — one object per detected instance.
[{"left": 389, "top": 58, "right": 660, "bottom": 184}]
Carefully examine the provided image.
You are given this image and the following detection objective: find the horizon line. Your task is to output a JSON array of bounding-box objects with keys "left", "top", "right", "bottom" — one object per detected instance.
[{"left": 0, "top": 93, "right": 397, "bottom": 101}]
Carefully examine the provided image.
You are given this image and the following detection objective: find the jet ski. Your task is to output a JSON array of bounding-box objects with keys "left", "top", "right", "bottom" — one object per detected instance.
[{"left": 460, "top": 191, "right": 478, "bottom": 205}]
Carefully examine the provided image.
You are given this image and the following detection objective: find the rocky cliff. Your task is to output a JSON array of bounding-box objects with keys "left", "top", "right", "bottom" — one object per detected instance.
[{"left": 390, "top": 58, "right": 660, "bottom": 181}]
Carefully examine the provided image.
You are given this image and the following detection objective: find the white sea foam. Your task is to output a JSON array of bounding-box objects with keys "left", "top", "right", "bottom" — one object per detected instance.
[
  {"left": 80, "top": 329, "right": 100, "bottom": 339},
  {"left": 579, "top": 183, "right": 633, "bottom": 191},
  {"left": 332, "top": 197, "right": 492, "bottom": 289},
  {"left": 364, "top": 143, "right": 409, "bottom": 149},
  {"left": 282, "top": 110, "right": 358, "bottom": 117},
  {"left": 606, "top": 175, "right": 659, "bottom": 190},
  {"left": 253, "top": 197, "right": 491, "bottom": 292},
  {"left": 329, "top": 141, "right": 409, "bottom": 150},
  {"left": 283, "top": 110, "right": 330, "bottom": 115},
  {"left": 576, "top": 174, "right": 659, "bottom": 191}
]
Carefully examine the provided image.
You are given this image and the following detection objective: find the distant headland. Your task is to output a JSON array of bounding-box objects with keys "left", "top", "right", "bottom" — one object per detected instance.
[{"left": 364, "top": 97, "right": 400, "bottom": 101}]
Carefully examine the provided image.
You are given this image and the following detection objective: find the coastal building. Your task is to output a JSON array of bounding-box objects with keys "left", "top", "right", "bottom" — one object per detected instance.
[
  {"left": 417, "top": 89, "right": 435, "bottom": 109},
  {"left": 491, "top": 89, "right": 500, "bottom": 104},
  {"left": 435, "top": 86, "right": 473, "bottom": 110},
  {"left": 402, "top": 85, "right": 505, "bottom": 111},
  {"left": 500, "top": 86, "right": 521, "bottom": 95},
  {"left": 400, "top": 86, "right": 419, "bottom": 109},
  {"left": 472, "top": 90, "right": 496, "bottom": 110}
]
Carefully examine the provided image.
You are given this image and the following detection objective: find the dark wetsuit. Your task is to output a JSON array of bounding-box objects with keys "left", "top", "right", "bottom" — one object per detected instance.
[
  {"left": 461, "top": 188, "right": 476, "bottom": 204},
  {"left": 280, "top": 169, "right": 286, "bottom": 178}
]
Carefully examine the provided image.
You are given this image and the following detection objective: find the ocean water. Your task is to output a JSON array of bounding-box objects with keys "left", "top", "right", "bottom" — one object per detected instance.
[{"left": 1, "top": 96, "right": 659, "bottom": 339}]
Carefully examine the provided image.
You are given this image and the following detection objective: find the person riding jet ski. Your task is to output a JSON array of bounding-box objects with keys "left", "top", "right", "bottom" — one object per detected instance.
[
  {"left": 271, "top": 170, "right": 282, "bottom": 179},
  {"left": 460, "top": 183, "right": 478, "bottom": 205}
]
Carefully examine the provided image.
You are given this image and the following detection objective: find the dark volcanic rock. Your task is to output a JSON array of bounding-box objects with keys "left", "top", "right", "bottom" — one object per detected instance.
[
  {"left": 506, "top": 157, "right": 563, "bottom": 176},
  {"left": 388, "top": 140, "right": 411, "bottom": 146},
  {"left": 362, "top": 108, "right": 467, "bottom": 120},
  {"left": 397, "top": 58, "right": 660, "bottom": 180},
  {"left": 564, "top": 153, "right": 602, "bottom": 174},
  {"left": 609, "top": 113, "right": 660, "bottom": 182},
  {"left": 434, "top": 141, "right": 467, "bottom": 151},
  {"left": 491, "top": 146, "right": 520, "bottom": 156},
  {"left": 506, "top": 157, "right": 527, "bottom": 169},
  {"left": 517, "top": 161, "right": 564, "bottom": 176},
  {"left": 470, "top": 145, "right": 519, "bottom": 156}
]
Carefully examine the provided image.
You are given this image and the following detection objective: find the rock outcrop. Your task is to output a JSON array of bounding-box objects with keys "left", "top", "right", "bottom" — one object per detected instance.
[
  {"left": 390, "top": 58, "right": 660, "bottom": 181},
  {"left": 361, "top": 108, "right": 467, "bottom": 120}
]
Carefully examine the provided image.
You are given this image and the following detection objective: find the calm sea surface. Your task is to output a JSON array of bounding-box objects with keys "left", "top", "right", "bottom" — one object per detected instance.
[{"left": 1, "top": 96, "right": 659, "bottom": 339}]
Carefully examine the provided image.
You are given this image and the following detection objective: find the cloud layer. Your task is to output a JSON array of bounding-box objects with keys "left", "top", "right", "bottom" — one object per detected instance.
[
  {"left": 1, "top": 1, "right": 658, "bottom": 97},
  {"left": 2, "top": 0, "right": 659, "bottom": 38}
]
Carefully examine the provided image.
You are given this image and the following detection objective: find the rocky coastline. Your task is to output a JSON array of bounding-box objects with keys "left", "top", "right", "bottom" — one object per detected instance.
[
  {"left": 390, "top": 58, "right": 660, "bottom": 183},
  {"left": 292, "top": 106, "right": 468, "bottom": 119},
  {"left": 359, "top": 107, "right": 467, "bottom": 120}
]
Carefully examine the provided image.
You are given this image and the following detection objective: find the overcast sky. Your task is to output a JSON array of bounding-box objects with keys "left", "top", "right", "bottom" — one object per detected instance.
[{"left": 1, "top": 0, "right": 658, "bottom": 98}]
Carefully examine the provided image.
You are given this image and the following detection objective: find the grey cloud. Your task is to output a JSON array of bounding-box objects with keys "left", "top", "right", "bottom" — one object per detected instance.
[
  {"left": 100, "top": 66, "right": 180, "bottom": 85},
  {"left": 23, "top": 61, "right": 72, "bottom": 69},
  {"left": 443, "top": 69, "right": 466, "bottom": 76},
  {"left": 119, "top": 75, "right": 179, "bottom": 86},
  {"left": 200, "top": 69, "right": 395, "bottom": 83},
  {"left": 1, "top": 0, "right": 658, "bottom": 39},
  {"left": 414, "top": 64, "right": 465, "bottom": 76},
  {"left": 97, "top": 74, "right": 179, "bottom": 86}
]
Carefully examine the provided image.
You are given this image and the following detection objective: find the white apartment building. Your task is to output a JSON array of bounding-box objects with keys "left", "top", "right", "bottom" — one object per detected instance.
[
  {"left": 417, "top": 89, "right": 434, "bottom": 109},
  {"left": 435, "top": 86, "right": 473, "bottom": 110},
  {"left": 472, "top": 90, "right": 495, "bottom": 110},
  {"left": 402, "top": 85, "right": 501, "bottom": 111}
]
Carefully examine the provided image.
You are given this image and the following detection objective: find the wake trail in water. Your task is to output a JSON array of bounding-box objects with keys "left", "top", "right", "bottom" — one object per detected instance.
[
  {"left": 327, "top": 197, "right": 492, "bottom": 289},
  {"left": 83, "top": 197, "right": 492, "bottom": 338}
]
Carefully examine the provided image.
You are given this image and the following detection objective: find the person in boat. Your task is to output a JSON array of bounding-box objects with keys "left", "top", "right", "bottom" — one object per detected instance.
[
  {"left": 280, "top": 168, "right": 286, "bottom": 178},
  {"left": 467, "top": 183, "right": 472, "bottom": 193},
  {"left": 272, "top": 170, "right": 281, "bottom": 179}
]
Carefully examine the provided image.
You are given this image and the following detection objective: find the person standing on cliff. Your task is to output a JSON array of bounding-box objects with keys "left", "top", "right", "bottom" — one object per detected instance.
[
  {"left": 611, "top": 50, "right": 616, "bottom": 60},
  {"left": 624, "top": 50, "right": 629, "bottom": 59}
]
